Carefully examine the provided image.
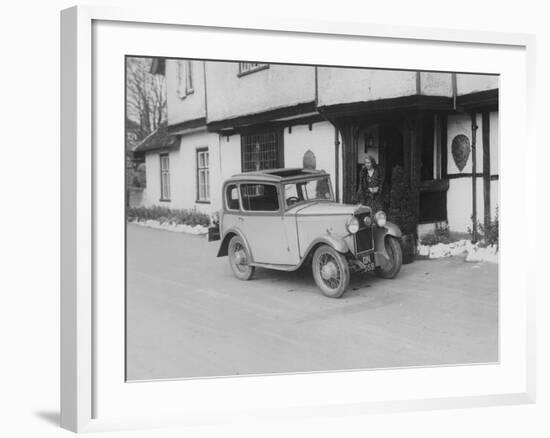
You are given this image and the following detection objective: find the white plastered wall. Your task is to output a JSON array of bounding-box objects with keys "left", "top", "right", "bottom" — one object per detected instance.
[{"left": 446, "top": 111, "right": 499, "bottom": 232}]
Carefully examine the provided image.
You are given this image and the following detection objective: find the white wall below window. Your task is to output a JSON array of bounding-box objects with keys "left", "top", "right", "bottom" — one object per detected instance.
[
  {"left": 445, "top": 110, "right": 499, "bottom": 232},
  {"left": 283, "top": 121, "right": 337, "bottom": 189},
  {"left": 218, "top": 134, "right": 242, "bottom": 202},
  {"left": 141, "top": 153, "right": 162, "bottom": 206},
  {"left": 447, "top": 177, "right": 499, "bottom": 232}
]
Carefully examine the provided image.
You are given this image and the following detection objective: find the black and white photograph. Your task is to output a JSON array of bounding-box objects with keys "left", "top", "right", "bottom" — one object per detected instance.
[
  {"left": 5, "top": 0, "right": 549, "bottom": 435},
  {"left": 125, "top": 57, "right": 499, "bottom": 381}
]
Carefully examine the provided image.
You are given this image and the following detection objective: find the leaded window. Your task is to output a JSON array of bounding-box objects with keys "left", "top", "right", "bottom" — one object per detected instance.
[{"left": 241, "top": 130, "right": 283, "bottom": 172}]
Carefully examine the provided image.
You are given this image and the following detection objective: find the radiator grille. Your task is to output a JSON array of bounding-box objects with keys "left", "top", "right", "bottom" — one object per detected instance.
[{"left": 354, "top": 213, "right": 374, "bottom": 254}]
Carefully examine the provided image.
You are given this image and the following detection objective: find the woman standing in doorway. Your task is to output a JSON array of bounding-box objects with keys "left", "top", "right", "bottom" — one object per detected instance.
[{"left": 356, "top": 155, "right": 384, "bottom": 212}]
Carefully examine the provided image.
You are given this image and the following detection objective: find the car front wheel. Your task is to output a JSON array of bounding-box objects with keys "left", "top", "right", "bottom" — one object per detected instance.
[
  {"left": 228, "top": 235, "right": 255, "bottom": 281},
  {"left": 375, "top": 236, "right": 403, "bottom": 279},
  {"left": 312, "top": 244, "right": 350, "bottom": 298}
]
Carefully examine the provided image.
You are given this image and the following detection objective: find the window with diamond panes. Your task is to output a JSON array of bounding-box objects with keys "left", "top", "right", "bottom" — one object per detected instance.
[{"left": 241, "top": 130, "right": 283, "bottom": 172}]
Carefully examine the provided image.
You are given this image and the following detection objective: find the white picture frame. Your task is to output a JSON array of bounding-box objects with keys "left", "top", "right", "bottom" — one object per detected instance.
[{"left": 60, "top": 5, "right": 536, "bottom": 433}]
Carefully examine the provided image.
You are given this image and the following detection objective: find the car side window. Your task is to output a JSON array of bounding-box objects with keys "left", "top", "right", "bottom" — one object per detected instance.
[
  {"left": 240, "top": 184, "right": 279, "bottom": 212},
  {"left": 225, "top": 184, "right": 240, "bottom": 210}
]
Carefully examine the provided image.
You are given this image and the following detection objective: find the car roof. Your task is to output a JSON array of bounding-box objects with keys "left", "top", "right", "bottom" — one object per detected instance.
[{"left": 226, "top": 168, "right": 328, "bottom": 183}]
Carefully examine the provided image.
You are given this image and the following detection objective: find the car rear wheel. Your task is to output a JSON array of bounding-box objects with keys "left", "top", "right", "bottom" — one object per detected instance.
[
  {"left": 228, "top": 235, "right": 255, "bottom": 281},
  {"left": 375, "top": 236, "right": 402, "bottom": 279},
  {"left": 312, "top": 245, "right": 350, "bottom": 298}
]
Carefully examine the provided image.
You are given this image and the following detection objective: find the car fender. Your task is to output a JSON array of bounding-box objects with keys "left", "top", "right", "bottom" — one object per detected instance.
[
  {"left": 373, "top": 221, "right": 402, "bottom": 264},
  {"left": 302, "top": 234, "right": 351, "bottom": 261},
  {"left": 217, "top": 227, "right": 253, "bottom": 259}
]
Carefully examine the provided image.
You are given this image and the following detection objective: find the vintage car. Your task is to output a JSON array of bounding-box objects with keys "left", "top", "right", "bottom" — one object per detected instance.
[{"left": 209, "top": 168, "right": 402, "bottom": 298}]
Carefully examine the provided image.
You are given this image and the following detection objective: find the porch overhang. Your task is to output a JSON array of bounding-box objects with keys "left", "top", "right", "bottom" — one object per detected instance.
[
  {"left": 456, "top": 89, "right": 499, "bottom": 111},
  {"left": 167, "top": 117, "right": 207, "bottom": 135},
  {"left": 206, "top": 101, "right": 318, "bottom": 133},
  {"left": 317, "top": 95, "right": 455, "bottom": 120},
  {"left": 132, "top": 124, "right": 180, "bottom": 159}
]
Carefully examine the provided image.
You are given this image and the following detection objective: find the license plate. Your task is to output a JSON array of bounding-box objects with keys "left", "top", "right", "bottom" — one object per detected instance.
[{"left": 361, "top": 255, "right": 375, "bottom": 272}]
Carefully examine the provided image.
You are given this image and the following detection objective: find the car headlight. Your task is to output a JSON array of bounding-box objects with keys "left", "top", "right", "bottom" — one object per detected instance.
[
  {"left": 374, "top": 211, "right": 387, "bottom": 227},
  {"left": 363, "top": 215, "right": 372, "bottom": 226},
  {"left": 346, "top": 216, "right": 360, "bottom": 234}
]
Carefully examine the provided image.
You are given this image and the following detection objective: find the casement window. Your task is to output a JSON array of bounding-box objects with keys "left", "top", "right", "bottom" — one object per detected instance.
[
  {"left": 237, "top": 62, "right": 269, "bottom": 76},
  {"left": 176, "top": 60, "right": 194, "bottom": 98},
  {"left": 196, "top": 148, "right": 210, "bottom": 202},
  {"left": 159, "top": 154, "right": 171, "bottom": 201},
  {"left": 241, "top": 130, "right": 284, "bottom": 172}
]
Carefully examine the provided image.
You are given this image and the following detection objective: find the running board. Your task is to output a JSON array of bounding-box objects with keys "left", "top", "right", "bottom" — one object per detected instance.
[{"left": 250, "top": 262, "right": 302, "bottom": 272}]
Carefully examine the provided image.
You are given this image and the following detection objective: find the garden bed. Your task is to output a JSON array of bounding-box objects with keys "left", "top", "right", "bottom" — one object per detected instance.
[
  {"left": 417, "top": 240, "right": 498, "bottom": 264},
  {"left": 127, "top": 206, "right": 211, "bottom": 236},
  {"left": 417, "top": 220, "right": 499, "bottom": 264}
]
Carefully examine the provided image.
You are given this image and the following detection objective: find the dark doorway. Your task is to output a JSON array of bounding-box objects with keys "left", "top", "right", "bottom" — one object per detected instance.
[
  {"left": 345, "top": 120, "right": 404, "bottom": 206},
  {"left": 379, "top": 124, "right": 404, "bottom": 203}
]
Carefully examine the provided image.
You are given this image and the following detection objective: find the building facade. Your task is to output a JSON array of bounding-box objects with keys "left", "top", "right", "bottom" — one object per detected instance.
[{"left": 133, "top": 59, "right": 499, "bottom": 235}]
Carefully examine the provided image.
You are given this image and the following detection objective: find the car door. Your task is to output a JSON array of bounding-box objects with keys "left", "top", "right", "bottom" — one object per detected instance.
[
  {"left": 221, "top": 182, "right": 244, "bottom": 241},
  {"left": 238, "top": 182, "right": 290, "bottom": 266}
]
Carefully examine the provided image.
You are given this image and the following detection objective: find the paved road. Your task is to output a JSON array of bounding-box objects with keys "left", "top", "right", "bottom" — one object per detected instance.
[{"left": 126, "top": 224, "right": 498, "bottom": 381}]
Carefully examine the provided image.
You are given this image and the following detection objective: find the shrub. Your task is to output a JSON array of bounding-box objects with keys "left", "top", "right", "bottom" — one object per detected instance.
[
  {"left": 420, "top": 223, "right": 452, "bottom": 246},
  {"left": 131, "top": 163, "right": 147, "bottom": 188},
  {"left": 478, "top": 207, "right": 499, "bottom": 248},
  {"left": 388, "top": 165, "right": 417, "bottom": 235},
  {"left": 126, "top": 162, "right": 147, "bottom": 189},
  {"left": 467, "top": 206, "right": 499, "bottom": 248},
  {"left": 127, "top": 206, "right": 210, "bottom": 227}
]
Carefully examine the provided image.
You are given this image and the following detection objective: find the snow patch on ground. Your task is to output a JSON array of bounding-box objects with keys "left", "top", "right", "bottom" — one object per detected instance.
[
  {"left": 418, "top": 239, "right": 498, "bottom": 264},
  {"left": 464, "top": 244, "right": 499, "bottom": 264},
  {"left": 130, "top": 219, "right": 208, "bottom": 235}
]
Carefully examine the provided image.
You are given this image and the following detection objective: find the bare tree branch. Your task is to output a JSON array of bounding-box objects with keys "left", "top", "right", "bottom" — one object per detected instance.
[{"left": 126, "top": 57, "right": 167, "bottom": 143}]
